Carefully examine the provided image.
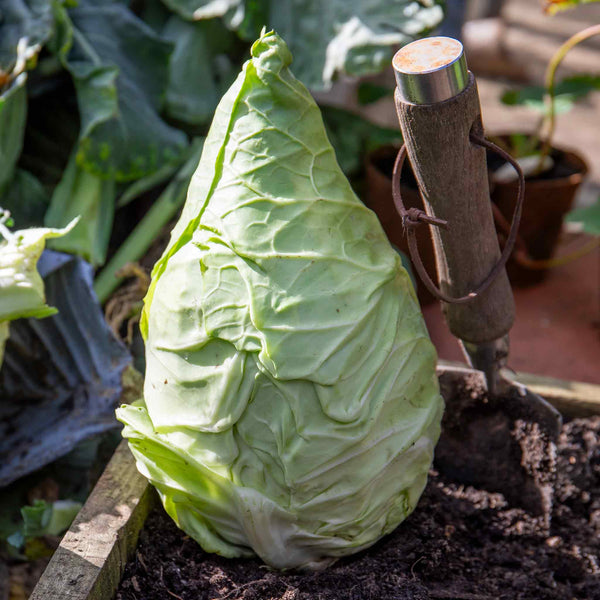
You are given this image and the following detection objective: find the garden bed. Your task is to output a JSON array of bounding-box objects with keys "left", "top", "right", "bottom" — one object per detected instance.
[
  {"left": 30, "top": 368, "right": 600, "bottom": 600},
  {"left": 118, "top": 412, "right": 600, "bottom": 600}
]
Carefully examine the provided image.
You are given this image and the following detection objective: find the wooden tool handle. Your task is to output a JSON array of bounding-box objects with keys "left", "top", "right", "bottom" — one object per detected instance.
[{"left": 394, "top": 73, "right": 515, "bottom": 343}]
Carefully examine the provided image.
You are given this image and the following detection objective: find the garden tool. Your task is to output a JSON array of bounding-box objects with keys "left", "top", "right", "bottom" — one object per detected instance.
[{"left": 391, "top": 37, "right": 562, "bottom": 517}]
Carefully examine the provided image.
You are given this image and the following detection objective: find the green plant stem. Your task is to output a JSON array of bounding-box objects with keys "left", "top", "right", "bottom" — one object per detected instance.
[
  {"left": 93, "top": 180, "right": 185, "bottom": 304},
  {"left": 539, "top": 24, "right": 600, "bottom": 170}
]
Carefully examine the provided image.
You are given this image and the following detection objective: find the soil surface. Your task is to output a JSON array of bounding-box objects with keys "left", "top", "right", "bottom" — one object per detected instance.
[{"left": 117, "top": 416, "right": 600, "bottom": 600}]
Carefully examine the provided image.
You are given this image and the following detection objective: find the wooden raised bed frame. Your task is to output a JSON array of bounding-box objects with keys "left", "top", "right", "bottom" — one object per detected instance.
[{"left": 30, "top": 365, "right": 600, "bottom": 600}]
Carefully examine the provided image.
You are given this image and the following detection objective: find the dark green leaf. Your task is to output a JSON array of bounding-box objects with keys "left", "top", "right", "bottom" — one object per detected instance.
[
  {"left": 138, "top": 0, "right": 172, "bottom": 32},
  {"left": 357, "top": 82, "right": 393, "bottom": 105},
  {"left": 54, "top": 3, "right": 188, "bottom": 181},
  {"left": 117, "top": 134, "right": 204, "bottom": 208},
  {"left": 232, "top": 0, "right": 270, "bottom": 41},
  {"left": 19, "top": 77, "right": 79, "bottom": 193},
  {"left": 271, "top": 0, "right": 444, "bottom": 89},
  {"left": 0, "top": 73, "right": 27, "bottom": 191},
  {"left": 0, "top": 169, "right": 49, "bottom": 228},
  {"left": 321, "top": 105, "right": 402, "bottom": 175},
  {"left": 95, "top": 137, "right": 205, "bottom": 302},
  {"left": 566, "top": 199, "right": 600, "bottom": 236},
  {"left": 45, "top": 149, "right": 116, "bottom": 266},
  {"left": 0, "top": 0, "right": 53, "bottom": 73},
  {"left": 117, "top": 160, "right": 180, "bottom": 209},
  {"left": 163, "top": 16, "right": 237, "bottom": 125}
]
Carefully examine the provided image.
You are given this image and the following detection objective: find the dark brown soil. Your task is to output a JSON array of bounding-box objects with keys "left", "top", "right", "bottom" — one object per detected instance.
[
  {"left": 117, "top": 416, "right": 600, "bottom": 600},
  {"left": 435, "top": 372, "right": 560, "bottom": 518}
]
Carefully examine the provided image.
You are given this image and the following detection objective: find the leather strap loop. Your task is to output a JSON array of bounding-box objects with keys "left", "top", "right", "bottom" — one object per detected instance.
[{"left": 391, "top": 134, "right": 524, "bottom": 304}]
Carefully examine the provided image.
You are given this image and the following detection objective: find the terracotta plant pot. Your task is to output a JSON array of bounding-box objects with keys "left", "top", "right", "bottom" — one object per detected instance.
[
  {"left": 489, "top": 139, "right": 589, "bottom": 286},
  {"left": 364, "top": 144, "right": 437, "bottom": 305}
]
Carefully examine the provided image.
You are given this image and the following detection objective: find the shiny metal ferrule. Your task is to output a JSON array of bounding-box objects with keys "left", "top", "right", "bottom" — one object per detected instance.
[{"left": 393, "top": 37, "right": 469, "bottom": 105}]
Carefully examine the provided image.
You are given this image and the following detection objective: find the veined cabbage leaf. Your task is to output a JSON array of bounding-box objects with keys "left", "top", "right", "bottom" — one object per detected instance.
[{"left": 117, "top": 31, "right": 443, "bottom": 570}]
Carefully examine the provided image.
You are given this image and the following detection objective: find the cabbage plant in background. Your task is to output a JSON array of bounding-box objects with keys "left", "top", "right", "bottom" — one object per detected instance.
[
  {"left": 0, "top": 209, "right": 73, "bottom": 365},
  {"left": 117, "top": 31, "right": 443, "bottom": 570}
]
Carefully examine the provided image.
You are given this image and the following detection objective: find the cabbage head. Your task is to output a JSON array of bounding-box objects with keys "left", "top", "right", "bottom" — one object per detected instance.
[{"left": 117, "top": 30, "right": 443, "bottom": 570}]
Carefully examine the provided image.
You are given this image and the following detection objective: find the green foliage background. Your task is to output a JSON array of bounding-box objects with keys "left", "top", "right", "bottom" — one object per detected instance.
[{"left": 0, "top": 0, "right": 443, "bottom": 284}]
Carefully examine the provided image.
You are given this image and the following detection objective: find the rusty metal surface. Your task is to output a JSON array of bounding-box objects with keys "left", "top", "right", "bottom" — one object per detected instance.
[
  {"left": 393, "top": 37, "right": 463, "bottom": 73},
  {"left": 393, "top": 36, "right": 468, "bottom": 104}
]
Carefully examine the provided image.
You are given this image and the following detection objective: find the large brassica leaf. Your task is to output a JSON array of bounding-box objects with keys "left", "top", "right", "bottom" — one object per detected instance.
[
  {"left": 0, "top": 169, "right": 49, "bottom": 230},
  {"left": 162, "top": 16, "right": 238, "bottom": 125},
  {"left": 51, "top": 1, "right": 188, "bottom": 181},
  {"left": 0, "top": 74, "right": 28, "bottom": 192},
  {"left": 117, "top": 31, "right": 442, "bottom": 570},
  {"left": 167, "top": 0, "right": 445, "bottom": 89},
  {"left": 0, "top": 0, "right": 53, "bottom": 74}
]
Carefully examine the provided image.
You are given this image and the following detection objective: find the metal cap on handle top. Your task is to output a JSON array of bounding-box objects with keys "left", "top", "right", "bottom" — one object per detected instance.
[{"left": 393, "top": 37, "right": 468, "bottom": 105}]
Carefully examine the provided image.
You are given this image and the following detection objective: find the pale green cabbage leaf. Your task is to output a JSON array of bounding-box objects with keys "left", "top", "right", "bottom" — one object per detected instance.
[
  {"left": 0, "top": 214, "right": 76, "bottom": 363},
  {"left": 117, "top": 31, "right": 443, "bottom": 570}
]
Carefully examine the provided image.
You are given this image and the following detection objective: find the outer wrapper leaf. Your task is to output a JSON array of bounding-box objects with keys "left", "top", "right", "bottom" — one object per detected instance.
[{"left": 118, "top": 31, "right": 443, "bottom": 570}]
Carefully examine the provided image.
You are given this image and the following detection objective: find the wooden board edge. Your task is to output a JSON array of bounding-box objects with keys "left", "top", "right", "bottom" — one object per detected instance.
[
  {"left": 437, "top": 360, "right": 600, "bottom": 417},
  {"left": 29, "top": 440, "right": 155, "bottom": 600}
]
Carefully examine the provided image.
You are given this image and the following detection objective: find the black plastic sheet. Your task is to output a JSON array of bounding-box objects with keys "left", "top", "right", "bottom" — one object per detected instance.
[{"left": 0, "top": 251, "right": 131, "bottom": 487}]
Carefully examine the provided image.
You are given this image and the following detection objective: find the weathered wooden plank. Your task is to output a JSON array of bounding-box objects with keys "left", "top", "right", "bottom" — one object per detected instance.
[
  {"left": 29, "top": 440, "right": 154, "bottom": 600},
  {"left": 514, "top": 372, "right": 600, "bottom": 418}
]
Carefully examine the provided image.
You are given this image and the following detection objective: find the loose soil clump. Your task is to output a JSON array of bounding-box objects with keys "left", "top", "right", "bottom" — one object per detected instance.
[{"left": 117, "top": 416, "right": 600, "bottom": 600}]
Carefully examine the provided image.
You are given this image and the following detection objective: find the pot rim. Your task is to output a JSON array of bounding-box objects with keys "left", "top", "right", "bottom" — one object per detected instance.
[{"left": 488, "top": 132, "right": 589, "bottom": 189}]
